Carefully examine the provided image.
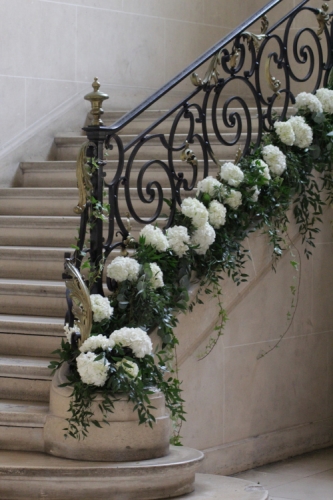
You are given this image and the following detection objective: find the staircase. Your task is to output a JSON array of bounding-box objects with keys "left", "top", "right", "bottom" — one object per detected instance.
[{"left": 0, "top": 102, "right": 261, "bottom": 455}]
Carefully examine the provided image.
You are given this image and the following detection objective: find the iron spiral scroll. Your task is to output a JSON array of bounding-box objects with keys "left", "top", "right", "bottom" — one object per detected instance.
[{"left": 65, "top": 0, "right": 333, "bottom": 303}]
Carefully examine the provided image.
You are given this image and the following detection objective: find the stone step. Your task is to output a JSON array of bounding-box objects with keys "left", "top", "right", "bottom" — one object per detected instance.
[
  {"left": 0, "top": 355, "right": 52, "bottom": 402},
  {"left": 0, "top": 215, "right": 79, "bottom": 247},
  {"left": 0, "top": 246, "right": 70, "bottom": 280},
  {"left": 54, "top": 132, "right": 249, "bottom": 160},
  {"left": 0, "top": 186, "right": 196, "bottom": 217},
  {"left": 0, "top": 400, "right": 48, "bottom": 452},
  {"left": 0, "top": 215, "right": 167, "bottom": 247},
  {"left": 19, "top": 160, "right": 220, "bottom": 188},
  {"left": 0, "top": 449, "right": 269, "bottom": 500},
  {"left": 0, "top": 279, "right": 67, "bottom": 318},
  {"left": 102, "top": 107, "right": 261, "bottom": 135},
  {"left": 0, "top": 314, "right": 63, "bottom": 358}
]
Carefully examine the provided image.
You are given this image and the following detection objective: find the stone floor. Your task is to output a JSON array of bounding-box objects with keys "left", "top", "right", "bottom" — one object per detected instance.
[{"left": 232, "top": 446, "right": 333, "bottom": 500}]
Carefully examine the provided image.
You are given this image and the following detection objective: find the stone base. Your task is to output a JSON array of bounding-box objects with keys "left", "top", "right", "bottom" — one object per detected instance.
[
  {"left": 44, "top": 364, "right": 170, "bottom": 461},
  {"left": 0, "top": 446, "right": 204, "bottom": 500}
]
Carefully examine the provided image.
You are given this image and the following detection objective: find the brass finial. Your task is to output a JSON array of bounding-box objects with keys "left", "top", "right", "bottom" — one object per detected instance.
[{"left": 84, "top": 77, "right": 109, "bottom": 126}]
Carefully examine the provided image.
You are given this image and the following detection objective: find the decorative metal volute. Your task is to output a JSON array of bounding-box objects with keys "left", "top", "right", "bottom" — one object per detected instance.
[
  {"left": 84, "top": 77, "right": 109, "bottom": 126},
  {"left": 74, "top": 142, "right": 93, "bottom": 214},
  {"left": 191, "top": 50, "right": 222, "bottom": 87},
  {"left": 317, "top": 1, "right": 331, "bottom": 37},
  {"left": 65, "top": 259, "right": 92, "bottom": 347},
  {"left": 242, "top": 14, "right": 269, "bottom": 53},
  {"left": 265, "top": 55, "right": 281, "bottom": 97},
  {"left": 180, "top": 141, "right": 198, "bottom": 167}
]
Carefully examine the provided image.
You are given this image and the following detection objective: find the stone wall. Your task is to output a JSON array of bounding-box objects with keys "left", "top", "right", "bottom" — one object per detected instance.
[{"left": 176, "top": 205, "right": 333, "bottom": 474}]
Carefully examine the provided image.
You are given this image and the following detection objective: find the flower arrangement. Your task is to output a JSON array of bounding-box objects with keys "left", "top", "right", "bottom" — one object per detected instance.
[{"left": 51, "top": 85, "right": 333, "bottom": 443}]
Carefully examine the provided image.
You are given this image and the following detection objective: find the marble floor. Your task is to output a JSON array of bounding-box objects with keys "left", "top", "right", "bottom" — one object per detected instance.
[{"left": 232, "top": 446, "right": 333, "bottom": 500}]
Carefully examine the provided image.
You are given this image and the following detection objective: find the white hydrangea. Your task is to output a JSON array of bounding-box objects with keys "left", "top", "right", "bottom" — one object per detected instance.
[
  {"left": 294, "top": 92, "right": 323, "bottom": 114},
  {"left": 76, "top": 352, "right": 110, "bottom": 387},
  {"left": 79, "top": 334, "right": 115, "bottom": 353},
  {"left": 249, "top": 185, "right": 260, "bottom": 202},
  {"left": 106, "top": 256, "right": 140, "bottom": 283},
  {"left": 110, "top": 327, "right": 153, "bottom": 358},
  {"left": 274, "top": 120, "right": 295, "bottom": 146},
  {"left": 191, "top": 222, "right": 216, "bottom": 255},
  {"left": 251, "top": 159, "right": 271, "bottom": 184},
  {"left": 166, "top": 225, "right": 190, "bottom": 257},
  {"left": 181, "top": 198, "right": 209, "bottom": 228},
  {"left": 288, "top": 115, "right": 313, "bottom": 149},
  {"left": 149, "top": 262, "right": 164, "bottom": 289},
  {"left": 196, "top": 176, "right": 223, "bottom": 197},
  {"left": 262, "top": 145, "right": 287, "bottom": 176},
  {"left": 140, "top": 225, "right": 169, "bottom": 252},
  {"left": 90, "top": 294, "right": 114, "bottom": 323},
  {"left": 224, "top": 189, "right": 242, "bottom": 209},
  {"left": 316, "top": 88, "right": 333, "bottom": 114},
  {"left": 208, "top": 200, "right": 227, "bottom": 228},
  {"left": 219, "top": 162, "right": 244, "bottom": 187},
  {"left": 64, "top": 323, "right": 79, "bottom": 343},
  {"left": 116, "top": 359, "right": 139, "bottom": 379}
]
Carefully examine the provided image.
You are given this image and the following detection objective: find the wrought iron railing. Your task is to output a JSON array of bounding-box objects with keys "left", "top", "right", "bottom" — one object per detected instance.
[{"left": 65, "top": 0, "right": 333, "bottom": 306}]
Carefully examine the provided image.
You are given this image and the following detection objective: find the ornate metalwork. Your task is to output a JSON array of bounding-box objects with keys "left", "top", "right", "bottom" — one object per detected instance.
[
  {"left": 242, "top": 15, "right": 269, "bottom": 53},
  {"left": 64, "top": 0, "right": 333, "bottom": 310},
  {"left": 317, "top": 1, "right": 331, "bottom": 36},
  {"left": 74, "top": 142, "right": 92, "bottom": 214},
  {"left": 84, "top": 77, "right": 109, "bottom": 126},
  {"left": 64, "top": 259, "right": 93, "bottom": 346},
  {"left": 265, "top": 55, "right": 282, "bottom": 97}
]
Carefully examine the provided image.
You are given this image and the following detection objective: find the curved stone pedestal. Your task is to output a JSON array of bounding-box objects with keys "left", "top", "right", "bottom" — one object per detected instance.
[
  {"left": 0, "top": 446, "right": 204, "bottom": 500},
  {"left": 44, "top": 364, "right": 170, "bottom": 461}
]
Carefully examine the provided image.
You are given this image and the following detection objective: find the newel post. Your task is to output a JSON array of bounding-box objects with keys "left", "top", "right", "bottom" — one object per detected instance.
[{"left": 83, "top": 78, "right": 109, "bottom": 295}]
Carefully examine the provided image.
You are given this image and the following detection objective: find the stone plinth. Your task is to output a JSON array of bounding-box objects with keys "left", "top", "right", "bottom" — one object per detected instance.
[
  {"left": 0, "top": 447, "right": 204, "bottom": 500},
  {"left": 44, "top": 364, "right": 170, "bottom": 461}
]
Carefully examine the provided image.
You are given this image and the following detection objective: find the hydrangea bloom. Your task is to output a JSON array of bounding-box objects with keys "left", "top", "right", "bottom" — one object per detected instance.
[
  {"left": 181, "top": 198, "right": 209, "bottom": 228},
  {"left": 316, "top": 88, "right": 333, "bottom": 114},
  {"left": 196, "top": 176, "right": 223, "bottom": 197},
  {"left": 166, "top": 225, "right": 190, "bottom": 257},
  {"left": 289, "top": 115, "right": 313, "bottom": 149},
  {"left": 191, "top": 222, "right": 216, "bottom": 255},
  {"left": 110, "top": 327, "right": 153, "bottom": 358},
  {"left": 140, "top": 225, "right": 169, "bottom": 252},
  {"left": 149, "top": 262, "right": 164, "bottom": 289},
  {"left": 64, "top": 323, "right": 79, "bottom": 343},
  {"left": 79, "top": 334, "right": 115, "bottom": 353},
  {"left": 262, "top": 145, "right": 286, "bottom": 176},
  {"left": 224, "top": 189, "right": 242, "bottom": 209},
  {"left": 90, "top": 294, "right": 114, "bottom": 323},
  {"left": 116, "top": 359, "right": 139, "bottom": 379},
  {"left": 77, "top": 352, "right": 110, "bottom": 387},
  {"left": 274, "top": 120, "right": 295, "bottom": 146},
  {"left": 294, "top": 92, "right": 323, "bottom": 114},
  {"left": 106, "top": 256, "right": 140, "bottom": 283},
  {"left": 208, "top": 200, "right": 227, "bottom": 228},
  {"left": 219, "top": 162, "right": 244, "bottom": 187}
]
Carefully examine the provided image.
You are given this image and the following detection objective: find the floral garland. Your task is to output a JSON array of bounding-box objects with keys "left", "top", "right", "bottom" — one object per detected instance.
[{"left": 50, "top": 87, "right": 333, "bottom": 443}]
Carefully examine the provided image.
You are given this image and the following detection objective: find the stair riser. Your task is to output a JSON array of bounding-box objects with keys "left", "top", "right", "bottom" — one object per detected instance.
[
  {"left": 0, "top": 426, "right": 44, "bottom": 452},
  {"left": 0, "top": 227, "right": 78, "bottom": 247},
  {"left": 0, "top": 194, "right": 188, "bottom": 217},
  {"left": 0, "top": 294, "right": 66, "bottom": 318},
  {"left": 56, "top": 141, "right": 245, "bottom": 161},
  {"left": 0, "top": 333, "right": 60, "bottom": 358},
  {"left": 0, "top": 258, "right": 64, "bottom": 280},
  {"left": 0, "top": 378, "right": 50, "bottom": 402},
  {"left": 20, "top": 163, "right": 220, "bottom": 188}
]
